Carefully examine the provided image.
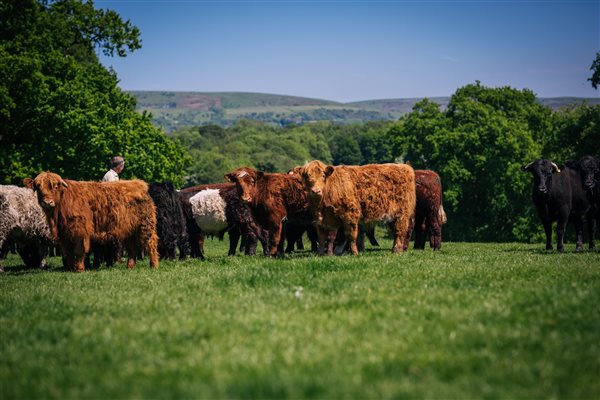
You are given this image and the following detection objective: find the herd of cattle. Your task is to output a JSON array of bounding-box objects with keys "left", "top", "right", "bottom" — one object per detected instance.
[{"left": 0, "top": 155, "right": 598, "bottom": 272}]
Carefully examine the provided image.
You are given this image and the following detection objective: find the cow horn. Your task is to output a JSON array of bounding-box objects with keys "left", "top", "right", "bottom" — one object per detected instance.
[
  {"left": 59, "top": 179, "right": 68, "bottom": 188},
  {"left": 521, "top": 161, "right": 534, "bottom": 172},
  {"left": 551, "top": 162, "right": 561, "bottom": 173}
]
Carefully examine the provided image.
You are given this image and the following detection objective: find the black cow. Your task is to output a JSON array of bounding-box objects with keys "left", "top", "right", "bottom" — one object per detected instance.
[
  {"left": 576, "top": 155, "right": 600, "bottom": 246},
  {"left": 522, "top": 159, "right": 594, "bottom": 252},
  {"left": 149, "top": 182, "right": 189, "bottom": 260}
]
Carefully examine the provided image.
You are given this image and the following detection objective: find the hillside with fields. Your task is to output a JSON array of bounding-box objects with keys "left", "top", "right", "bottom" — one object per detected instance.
[{"left": 130, "top": 91, "right": 600, "bottom": 132}]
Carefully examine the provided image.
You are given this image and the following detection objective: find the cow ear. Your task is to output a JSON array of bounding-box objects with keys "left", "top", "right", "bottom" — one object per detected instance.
[
  {"left": 23, "top": 178, "right": 33, "bottom": 189},
  {"left": 325, "top": 166, "right": 335, "bottom": 177},
  {"left": 256, "top": 171, "right": 264, "bottom": 180}
]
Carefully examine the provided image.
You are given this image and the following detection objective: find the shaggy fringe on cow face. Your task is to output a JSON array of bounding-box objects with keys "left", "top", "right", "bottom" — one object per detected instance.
[
  {"left": 31, "top": 172, "right": 159, "bottom": 272},
  {"left": 298, "top": 161, "right": 416, "bottom": 255},
  {"left": 0, "top": 185, "right": 52, "bottom": 271},
  {"left": 225, "top": 167, "right": 313, "bottom": 257}
]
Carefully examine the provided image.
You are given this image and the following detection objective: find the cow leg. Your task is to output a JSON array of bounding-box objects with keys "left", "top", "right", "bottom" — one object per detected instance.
[
  {"left": 334, "top": 229, "right": 347, "bottom": 255},
  {"left": 244, "top": 234, "right": 258, "bottom": 256},
  {"left": 356, "top": 229, "right": 366, "bottom": 252},
  {"left": 72, "top": 237, "right": 89, "bottom": 272},
  {"left": 343, "top": 222, "right": 360, "bottom": 256},
  {"left": 239, "top": 234, "right": 247, "bottom": 253},
  {"left": 228, "top": 227, "right": 241, "bottom": 256},
  {"left": 126, "top": 239, "right": 137, "bottom": 269},
  {"left": 366, "top": 225, "right": 379, "bottom": 247},
  {"left": 588, "top": 210, "right": 596, "bottom": 250},
  {"left": 573, "top": 215, "right": 584, "bottom": 252},
  {"left": 168, "top": 244, "right": 177, "bottom": 261},
  {"left": 392, "top": 216, "right": 411, "bottom": 254},
  {"left": 306, "top": 226, "right": 319, "bottom": 253},
  {"left": 429, "top": 206, "right": 442, "bottom": 250},
  {"left": 403, "top": 215, "right": 414, "bottom": 251},
  {"left": 316, "top": 226, "right": 328, "bottom": 255},
  {"left": 198, "top": 234, "right": 206, "bottom": 261},
  {"left": 413, "top": 212, "right": 427, "bottom": 250},
  {"left": 276, "top": 223, "right": 287, "bottom": 257},
  {"left": 142, "top": 221, "right": 160, "bottom": 267},
  {"left": 61, "top": 247, "right": 72, "bottom": 271},
  {"left": 542, "top": 219, "right": 553, "bottom": 251},
  {"left": 240, "top": 224, "right": 260, "bottom": 256},
  {"left": 267, "top": 220, "right": 283, "bottom": 257},
  {"left": 285, "top": 224, "right": 299, "bottom": 253},
  {"left": 556, "top": 208, "right": 569, "bottom": 253}
]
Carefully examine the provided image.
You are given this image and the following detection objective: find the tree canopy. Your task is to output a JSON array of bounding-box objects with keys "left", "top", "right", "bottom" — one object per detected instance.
[
  {"left": 589, "top": 51, "right": 600, "bottom": 90},
  {"left": 0, "top": 0, "right": 189, "bottom": 185},
  {"left": 390, "top": 82, "right": 555, "bottom": 242}
]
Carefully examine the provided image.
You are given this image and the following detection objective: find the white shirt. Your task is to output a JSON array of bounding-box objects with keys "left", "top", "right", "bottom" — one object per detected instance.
[{"left": 102, "top": 169, "right": 119, "bottom": 182}]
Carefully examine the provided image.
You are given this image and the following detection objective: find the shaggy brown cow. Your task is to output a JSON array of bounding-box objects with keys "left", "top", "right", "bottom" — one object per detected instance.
[
  {"left": 297, "top": 160, "right": 416, "bottom": 255},
  {"left": 224, "top": 167, "right": 314, "bottom": 257},
  {"left": 403, "top": 170, "right": 447, "bottom": 251},
  {"left": 27, "top": 172, "right": 159, "bottom": 272}
]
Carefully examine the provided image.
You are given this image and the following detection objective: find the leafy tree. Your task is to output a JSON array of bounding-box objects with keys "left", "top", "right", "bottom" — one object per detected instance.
[
  {"left": 171, "top": 120, "right": 332, "bottom": 185},
  {"left": 589, "top": 51, "right": 600, "bottom": 89},
  {"left": 329, "top": 133, "right": 363, "bottom": 165},
  {"left": 390, "top": 82, "right": 549, "bottom": 242},
  {"left": 0, "top": 0, "right": 188, "bottom": 185},
  {"left": 546, "top": 104, "right": 600, "bottom": 161}
]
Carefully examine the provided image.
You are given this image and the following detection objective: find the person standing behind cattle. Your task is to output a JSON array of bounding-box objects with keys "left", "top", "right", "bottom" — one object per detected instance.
[{"left": 102, "top": 156, "right": 125, "bottom": 182}]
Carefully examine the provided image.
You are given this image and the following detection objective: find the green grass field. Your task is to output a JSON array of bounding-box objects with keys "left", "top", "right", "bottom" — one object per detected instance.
[{"left": 1, "top": 240, "right": 599, "bottom": 399}]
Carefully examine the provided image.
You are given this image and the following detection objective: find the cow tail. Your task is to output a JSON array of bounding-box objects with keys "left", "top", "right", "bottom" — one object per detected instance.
[{"left": 439, "top": 204, "right": 447, "bottom": 225}]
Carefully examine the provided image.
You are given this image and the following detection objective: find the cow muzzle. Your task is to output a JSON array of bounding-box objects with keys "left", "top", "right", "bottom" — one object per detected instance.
[
  {"left": 310, "top": 187, "right": 322, "bottom": 196},
  {"left": 584, "top": 179, "right": 596, "bottom": 190},
  {"left": 241, "top": 196, "right": 252, "bottom": 203},
  {"left": 40, "top": 199, "right": 55, "bottom": 210}
]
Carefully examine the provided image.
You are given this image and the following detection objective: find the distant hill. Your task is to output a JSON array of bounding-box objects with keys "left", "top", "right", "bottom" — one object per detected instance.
[{"left": 129, "top": 91, "right": 600, "bottom": 133}]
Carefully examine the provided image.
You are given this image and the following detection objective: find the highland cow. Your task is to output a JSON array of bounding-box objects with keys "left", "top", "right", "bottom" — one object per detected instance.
[
  {"left": 0, "top": 185, "right": 52, "bottom": 271},
  {"left": 27, "top": 172, "right": 159, "bottom": 271},
  {"left": 149, "top": 182, "right": 189, "bottom": 260},
  {"left": 403, "top": 170, "right": 447, "bottom": 251},
  {"left": 296, "top": 160, "right": 416, "bottom": 255},
  {"left": 225, "top": 167, "right": 317, "bottom": 257}
]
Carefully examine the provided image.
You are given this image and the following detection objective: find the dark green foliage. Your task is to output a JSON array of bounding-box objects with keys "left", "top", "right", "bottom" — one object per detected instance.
[
  {"left": 172, "top": 120, "right": 333, "bottom": 185},
  {"left": 0, "top": 0, "right": 188, "bottom": 185},
  {"left": 172, "top": 121, "right": 394, "bottom": 185},
  {"left": 589, "top": 51, "right": 600, "bottom": 90},
  {"left": 545, "top": 104, "right": 600, "bottom": 162},
  {"left": 390, "top": 82, "right": 551, "bottom": 242}
]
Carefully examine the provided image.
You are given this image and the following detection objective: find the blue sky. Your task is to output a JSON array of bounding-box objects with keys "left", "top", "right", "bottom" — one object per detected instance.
[{"left": 97, "top": 0, "right": 599, "bottom": 103}]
